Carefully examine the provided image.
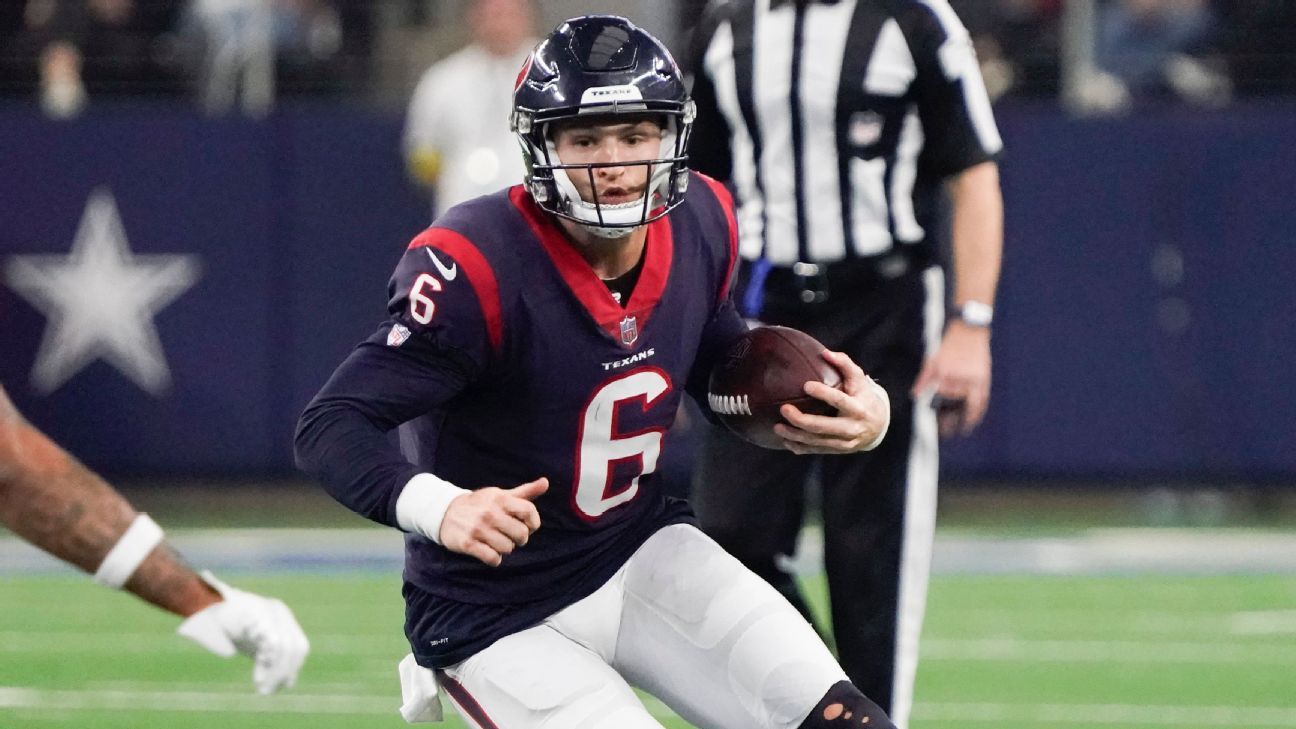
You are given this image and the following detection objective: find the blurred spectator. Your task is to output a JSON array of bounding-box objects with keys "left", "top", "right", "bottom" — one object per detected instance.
[
  {"left": 0, "top": 4, "right": 26, "bottom": 57},
  {"left": 179, "top": 0, "right": 358, "bottom": 116},
  {"left": 1084, "top": 0, "right": 1230, "bottom": 112},
  {"left": 6, "top": 0, "right": 183, "bottom": 118},
  {"left": 1215, "top": 0, "right": 1296, "bottom": 96},
  {"left": 953, "top": 0, "right": 1062, "bottom": 100},
  {"left": 402, "top": 0, "right": 537, "bottom": 219}
]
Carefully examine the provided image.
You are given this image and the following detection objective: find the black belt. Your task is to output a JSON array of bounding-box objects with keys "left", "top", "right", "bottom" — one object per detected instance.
[{"left": 754, "top": 252, "right": 931, "bottom": 306}]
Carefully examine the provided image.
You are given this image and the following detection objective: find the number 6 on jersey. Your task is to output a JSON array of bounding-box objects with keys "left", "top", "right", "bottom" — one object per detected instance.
[
  {"left": 409, "top": 272, "right": 443, "bottom": 325},
  {"left": 573, "top": 369, "right": 671, "bottom": 520}
]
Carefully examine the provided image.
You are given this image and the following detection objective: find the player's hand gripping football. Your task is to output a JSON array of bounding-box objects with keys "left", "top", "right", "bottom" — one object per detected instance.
[
  {"left": 440, "top": 478, "right": 549, "bottom": 567},
  {"left": 176, "top": 571, "right": 310, "bottom": 694},
  {"left": 774, "top": 350, "right": 891, "bottom": 455}
]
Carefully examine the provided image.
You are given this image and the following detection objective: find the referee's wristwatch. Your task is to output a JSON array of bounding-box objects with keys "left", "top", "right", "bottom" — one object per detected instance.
[{"left": 953, "top": 300, "right": 994, "bottom": 329}]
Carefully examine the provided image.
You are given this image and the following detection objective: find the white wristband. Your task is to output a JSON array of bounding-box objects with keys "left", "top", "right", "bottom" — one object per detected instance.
[
  {"left": 93, "top": 513, "right": 165, "bottom": 588},
  {"left": 395, "top": 473, "right": 469, "bottom": 545}
]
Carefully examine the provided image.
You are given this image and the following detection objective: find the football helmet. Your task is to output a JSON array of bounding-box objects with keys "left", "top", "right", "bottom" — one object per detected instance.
[{"left": 511, "top": 15, "right": 694, "bottom": 238}]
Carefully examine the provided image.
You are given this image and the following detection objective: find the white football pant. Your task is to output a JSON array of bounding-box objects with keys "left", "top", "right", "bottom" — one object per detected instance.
[{"left": 436, "top": 523, "right": 847, "bottom": 729}]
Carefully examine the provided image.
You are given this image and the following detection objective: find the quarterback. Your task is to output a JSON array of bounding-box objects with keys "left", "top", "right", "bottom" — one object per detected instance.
[{"left": 296, "top": 15, "right": 889, "bottom": 728}]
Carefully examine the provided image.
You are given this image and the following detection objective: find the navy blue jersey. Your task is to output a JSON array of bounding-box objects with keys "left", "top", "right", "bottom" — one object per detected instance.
[{"left": 296, "top": 173, "right": 746, "bottom": 667}]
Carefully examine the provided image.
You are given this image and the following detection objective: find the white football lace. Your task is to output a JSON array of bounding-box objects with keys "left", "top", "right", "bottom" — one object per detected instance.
[{"left": 707, "top": 393, "right": 752, "bottom": 416}]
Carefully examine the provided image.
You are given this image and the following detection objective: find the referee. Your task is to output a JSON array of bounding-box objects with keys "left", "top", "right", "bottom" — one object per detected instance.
[{"left": 685, "top": 1, "right": 1003, "bottom": 726}]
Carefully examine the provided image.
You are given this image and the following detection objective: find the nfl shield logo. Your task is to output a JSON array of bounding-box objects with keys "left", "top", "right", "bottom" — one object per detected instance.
[
  {"left": 849, "top": 111, "right": 884, "bottom": 148},
  {"left": 387, "top": 323, "right": 412, "bottom": 347},
  {"left": 619, "top": 316, "right": 639, "bottom": 346}
]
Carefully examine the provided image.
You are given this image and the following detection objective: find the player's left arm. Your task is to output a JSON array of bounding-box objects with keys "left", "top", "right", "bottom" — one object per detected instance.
[
  {"left": 685, "top": 173, "right": 747, "bottom": 423},
  {"left": 0, "top": 386, "right": 309, "bottom": 694},
  {"left": 296, "top": 229, "right": 511, "bottom": 545},
  {"left": 685, "top": 297, "right": 750, "bottom": 426},
  {"left": 901, "top": 0, "right": 1005, "bottom": 437}
]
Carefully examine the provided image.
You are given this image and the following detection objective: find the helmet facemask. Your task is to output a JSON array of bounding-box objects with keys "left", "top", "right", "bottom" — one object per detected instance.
[{"left": 514, "top": 101, "right": 694, "bottom": 239}]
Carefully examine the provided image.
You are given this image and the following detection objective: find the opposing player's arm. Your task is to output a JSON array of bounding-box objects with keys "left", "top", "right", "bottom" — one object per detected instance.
[
  {"left": 0, "top": 386, "right": 216, "bottom": 615},
  {"left": 0, "top": 386, "right": 308, "bottom": 694}
]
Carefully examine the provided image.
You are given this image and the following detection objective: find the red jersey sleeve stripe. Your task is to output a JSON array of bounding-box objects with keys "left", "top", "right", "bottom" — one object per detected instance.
[
  {"left": 407, "top": 228, "right": 504, "bottom": 354},
  {"left": 696, "top": 173, "right": 740, "bottom": 303}
]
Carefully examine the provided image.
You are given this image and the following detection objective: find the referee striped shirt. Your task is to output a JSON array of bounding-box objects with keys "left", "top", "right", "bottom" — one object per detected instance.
[{"left": 687, "top": 0, "right": 1003, "bottom": 267}]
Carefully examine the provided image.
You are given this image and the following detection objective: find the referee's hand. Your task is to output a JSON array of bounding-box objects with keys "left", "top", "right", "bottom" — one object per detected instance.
[{"left": 912, "top": 321, "right": 991, "bottom": 438}]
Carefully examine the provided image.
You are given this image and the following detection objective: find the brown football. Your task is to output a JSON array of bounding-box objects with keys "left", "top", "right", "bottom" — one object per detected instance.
[{"left": 707, "top": 326, "right": 843, "bottom": 449}]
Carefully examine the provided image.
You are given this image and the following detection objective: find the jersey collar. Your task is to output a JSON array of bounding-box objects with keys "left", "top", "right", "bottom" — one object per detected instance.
[{"left": 510, "top": 186, "right": 672, "bottom": 349}]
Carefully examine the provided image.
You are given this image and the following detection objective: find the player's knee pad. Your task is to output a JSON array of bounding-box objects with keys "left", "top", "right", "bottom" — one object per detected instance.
[{"left": 797, "top": 680, "right": 895, "bottom": 729}]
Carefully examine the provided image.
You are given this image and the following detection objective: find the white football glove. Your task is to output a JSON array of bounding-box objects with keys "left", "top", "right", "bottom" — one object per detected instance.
[{"left": 177, "top": 571, "right": 310, "bottom": 694}]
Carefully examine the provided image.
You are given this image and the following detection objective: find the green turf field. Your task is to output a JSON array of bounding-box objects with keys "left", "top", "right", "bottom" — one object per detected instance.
[{"left": 3, "top": 569, "right": 1295, "bottom": 728}]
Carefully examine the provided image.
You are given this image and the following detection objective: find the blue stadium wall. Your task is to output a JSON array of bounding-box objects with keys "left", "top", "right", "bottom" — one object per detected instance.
[{"left": 1, "top": 101, "right": 1293, "bottom": 480}]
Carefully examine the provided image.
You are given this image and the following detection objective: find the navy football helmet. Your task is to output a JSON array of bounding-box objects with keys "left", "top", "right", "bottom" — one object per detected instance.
[{"left": 511, "top": 15, "right": 694, "bottom": 238}]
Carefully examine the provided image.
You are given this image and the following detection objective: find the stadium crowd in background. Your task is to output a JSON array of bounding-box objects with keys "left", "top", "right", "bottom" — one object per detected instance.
[
  {"left": 947, "top": 0, "right": 1296, "bottom": 106},
  {"left": 2, "top": 0, "right": 1295, "bottom": 117},
  {"left": 0, "top": 0, "right": 371, "bottom": 117},
  {"left": 950, "top": 0, "right": 1063, "bottom": 100}
]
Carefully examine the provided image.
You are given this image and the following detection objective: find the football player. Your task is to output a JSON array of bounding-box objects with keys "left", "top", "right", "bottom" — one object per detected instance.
[
  {"left": 296, "top": 15, "right": 889, "bottom": 728},
  {"left": 0, "top": 384, "right": 309, "bottom": 695}
]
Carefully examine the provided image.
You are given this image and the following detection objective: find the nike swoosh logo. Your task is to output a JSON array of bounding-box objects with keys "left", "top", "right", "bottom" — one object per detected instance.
[{"left": 426, "top": 249, "right": 457, "bottom": 281}]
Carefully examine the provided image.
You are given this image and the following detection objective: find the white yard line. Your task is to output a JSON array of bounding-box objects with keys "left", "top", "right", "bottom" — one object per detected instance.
[
  {"left": 1230, "top": 610, "right": 1296, "bottom": 635},
  {"left": 6, "top": 528, "right": 1296, "bottom": 576},
  {"left": 0, "top": 631, "right": 404, "bottom": 655},
  {"left": 916, "top": 702, "right": 1296, "bottom": 726},
  {"left": 3, "top": 686, "right": 1295, "bottom": 727},
  {"left": 4, "top": 631, "right": 1291, "bottom": 664},
  {"left": 0, "top": 686, "right": 394, "bottom": 715},
  {"left": 921, "top": 638, "right": 1296, "bottom": 664}
]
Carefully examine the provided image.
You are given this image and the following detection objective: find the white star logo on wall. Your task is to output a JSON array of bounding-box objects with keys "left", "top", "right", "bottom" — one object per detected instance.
[{"left": 3, "top": 188, "right": 201, "bottom": 396}]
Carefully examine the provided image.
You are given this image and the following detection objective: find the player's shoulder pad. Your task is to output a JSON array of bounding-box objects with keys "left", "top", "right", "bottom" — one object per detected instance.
[
  {"left": 684, "top": 171, "right": 740, "bottom": 304},
  {"left": 391, "top": 224, "right": 504, "bottom": 355},
  {"left": 688, "top": 171, "right": 738, "bottom": 258}
]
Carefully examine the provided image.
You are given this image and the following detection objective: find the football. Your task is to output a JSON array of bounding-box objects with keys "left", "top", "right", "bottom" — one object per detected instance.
[{"left": 707, "top": 326, "right": 843, "bottom": 449}]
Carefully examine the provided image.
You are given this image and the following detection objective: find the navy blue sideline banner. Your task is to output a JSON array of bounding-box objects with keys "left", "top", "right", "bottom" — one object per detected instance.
[{"left": 1, "top": 101, "right": 1293, "bottom": 479}]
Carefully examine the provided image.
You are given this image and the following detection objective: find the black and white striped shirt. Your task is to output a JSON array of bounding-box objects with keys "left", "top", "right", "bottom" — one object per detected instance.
[{"left": 687, "top": 0, "right": 1003, "bottom": 267}]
